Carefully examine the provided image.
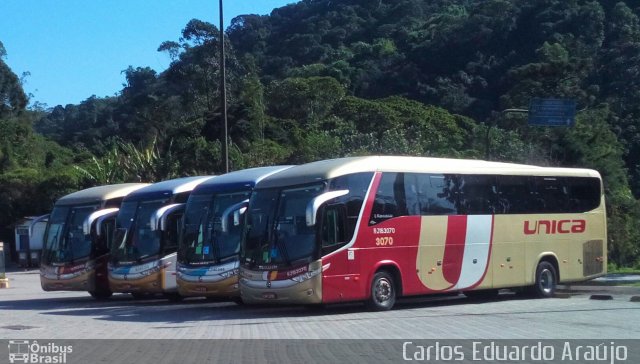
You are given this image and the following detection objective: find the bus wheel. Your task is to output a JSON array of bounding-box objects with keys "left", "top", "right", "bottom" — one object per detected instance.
[
  {"left": 89, "top": 290, "right": 113, "bottom": 300},
  {"left": 532, "top": 261, "right": 557, "bottom": 298},
  {"left": 366, "top": 271, "right": 396, "bottom": 311}
]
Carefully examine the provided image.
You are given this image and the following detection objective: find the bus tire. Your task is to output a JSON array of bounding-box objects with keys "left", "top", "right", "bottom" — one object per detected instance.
[
  {"left": 366, "top": 271, "right": 396, "bottom": 311},
  {"left": 532, "top": 261, "right": 557, "bottom": 298},
  {"left": 89, "top": 290, "right": 113, "bottom": 300}
]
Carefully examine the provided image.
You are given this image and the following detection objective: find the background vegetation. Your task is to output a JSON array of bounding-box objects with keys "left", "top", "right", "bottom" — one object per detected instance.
[{"left": 1, "top": 0, "right": 639, "bottom": 267}]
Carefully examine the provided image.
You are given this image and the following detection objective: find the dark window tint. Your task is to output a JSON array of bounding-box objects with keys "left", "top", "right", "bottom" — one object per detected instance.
[
  {"left": 163, "top": 213, "right": 183, "bottom": 254},
  {"left": 370, "top": 173, "right": 406, "bottom": 225},
  {"left": 174, "top": 192, "right": 191, "bottom": 204},
  {"left": 406, "top": 174, "right": 457, "bottom": 215},
  {"left": 321, "top": 205, "right": 347, "bottom": 255},
  {"left": 425, "top": 175, "right": 457, "bottom": 215},
  {"left": 367, "top": 172, "right": 600, "bottom": 218},
  {"left": 534, "top": 177, "right": 569, "bottom": 212},
  {"left": 496, "top": 175, "right": 532, "bottom": 214},
  {"left": 567, "top": 177, "right": 601, "bottom": 212},
  {"left": 458, "top": 175, "right": 498, "bottom": 214},
  {"left": 329, "top": 172, "right": 374, "bottom": 241},
  {"left": 497, "top": 175, "right": 601, "bottom": 214}
]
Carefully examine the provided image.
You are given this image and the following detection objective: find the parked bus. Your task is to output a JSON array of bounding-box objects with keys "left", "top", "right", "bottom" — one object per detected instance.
[
  {"left": 108, "top": 176, "right": 214, "bottom": 299},
  {"left": 177, "top": 166, "right": 293, "bottom": 301},
  {"left": 15, "top": 215, "right": 49, "bottom": 267},
  {"left": 40, "top": 183, "right": 150, "bottom": 299},
  {"left": 239, "top": 156, "right": 606, "bottom": 310}
]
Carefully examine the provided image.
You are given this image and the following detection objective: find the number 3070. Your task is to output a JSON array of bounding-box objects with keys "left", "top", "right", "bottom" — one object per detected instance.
[{"left": 375, "top": 237, "right": 394, "bottom": 246}]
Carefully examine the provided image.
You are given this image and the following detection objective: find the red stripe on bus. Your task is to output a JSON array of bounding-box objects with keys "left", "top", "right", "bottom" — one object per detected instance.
[{"left": 442, "top": 215, "right": 467, "bottom": 284}]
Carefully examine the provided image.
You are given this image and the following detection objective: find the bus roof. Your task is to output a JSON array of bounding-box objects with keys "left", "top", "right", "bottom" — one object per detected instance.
[
  {"left": 124, "top": 176, "right": 215, "bottom": 202},
  {"left": 55, "top": 183, "right": 151, "bottom": 206},
  {"left": 191, "top": 166, "right": 294, "bottom": 195},
  {"left": 255, "top": 156, "right": 601, "bottom": 189}
]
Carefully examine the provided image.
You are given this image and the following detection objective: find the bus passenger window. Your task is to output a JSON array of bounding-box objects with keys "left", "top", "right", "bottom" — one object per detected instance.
[
  {"left": 496, "top": 175, "right": 530, "bottom": 214},
  {"left": 422, "top": 175, "right": 457, "bottom": 215},
  {"left": 404, "top": 173, "right": 423, "bottom": 216},
  {"left": 566, "top": 177, "right": 601, "bottom": 212},
  {"left": 163, "top": 214, "right": 183, "bottom": 254},
  {"left": 321, "top": 205, "right": 347, "bottom": 255},
  {"left": 329, "top": 172, "right": 373, "bottom": 241},
  {"left": 369, "top": 173, "right": 406, "bottom": 225},
  {"left": 458, "top": 175, "right": 497, "bottom": 215},
  {"left": 534, "top": 177, "right": 569, "bottom": 213}
]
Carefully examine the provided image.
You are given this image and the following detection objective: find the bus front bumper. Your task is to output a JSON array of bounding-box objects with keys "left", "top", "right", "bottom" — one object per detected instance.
[
  {"left": 40, "top": 263, "right": 96, "bottom": 292},
  {"left": 177, "top": 275, "right": 239, "bottom": 297},
  {"left": 239, "top": 262, "right": 323, "bottom": 304}
]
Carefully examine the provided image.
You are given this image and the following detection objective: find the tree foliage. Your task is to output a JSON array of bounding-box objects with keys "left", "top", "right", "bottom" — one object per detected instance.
[{"left": 1, "top": 2, "right": 640, "bottom": 265}]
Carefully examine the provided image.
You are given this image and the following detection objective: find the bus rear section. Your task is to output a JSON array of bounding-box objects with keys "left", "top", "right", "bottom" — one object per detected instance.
[{"left": 239, "top": 156, "right": 606, "bottom": 310}]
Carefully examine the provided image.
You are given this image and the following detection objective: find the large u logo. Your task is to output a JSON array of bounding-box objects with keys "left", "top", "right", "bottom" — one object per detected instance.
[{"left": 418, "top": 215, "right": 494, "bottom": 291}]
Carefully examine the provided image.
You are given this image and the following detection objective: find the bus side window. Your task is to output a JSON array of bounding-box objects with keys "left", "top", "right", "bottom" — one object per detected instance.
[
  {"left": 329, "top": 172, "right": 372, "bottom": 241},
  {"left": 369, "top": 173, "right": 406, "bottom": 225},
  {"left": 163, "top": 213, "right": 184, "bottom": 254},
  {"left": 497, "top": 175, "right": 530, "bottom": 214},
  {"left": 321, "top": 204, "right": 347, "bottom": 255},
  {"left": 404, "top": 173, "right": 423, "bottom": 216},
  {"left": 567, "top": 177, "right": 601, "bottom": 212},
  {"left": 421, "top": 174, "right": 457, "bottom": 215},
  {"left": 534, "top": 177, "right": 568, "bottom": 213},
  {"left": 99, "top": 218, "right": 116, "bottom": 252},
  {"left": 458, "top": 175, "right": 497, "bottom": 215}
]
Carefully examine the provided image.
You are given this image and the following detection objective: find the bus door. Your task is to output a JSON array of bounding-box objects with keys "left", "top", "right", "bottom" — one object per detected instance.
[{"left": 320, "top": 203, "right": 362, "bottom": 301}]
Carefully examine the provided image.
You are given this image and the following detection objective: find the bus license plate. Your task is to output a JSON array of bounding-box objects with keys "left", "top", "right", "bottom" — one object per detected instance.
[{"left": 262, "top": 292, "right": 277, "bottom": 299}]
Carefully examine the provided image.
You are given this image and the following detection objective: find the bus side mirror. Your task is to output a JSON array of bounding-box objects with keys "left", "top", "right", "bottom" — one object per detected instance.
[
  {"left": 221, "top": 199, "right": 249, "bottom": 233},
  {"left": 150, "top": 204, "right": 185, "bottom": 232},
  {"left": 306, "top": 190, "right": 349, "bottom": 227},
  {"left": 83, "top": 208, "right": 119, "bottom": 236}
]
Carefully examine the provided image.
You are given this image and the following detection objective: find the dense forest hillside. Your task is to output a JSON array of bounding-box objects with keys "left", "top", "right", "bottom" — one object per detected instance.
[{"left": 1, "top": 0, "right": 639, "bottom": 266}]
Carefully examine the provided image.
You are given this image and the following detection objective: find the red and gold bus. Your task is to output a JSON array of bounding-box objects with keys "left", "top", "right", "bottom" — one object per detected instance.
[{"left": 239, "top": 156, "right": 606, "bottom": 310}]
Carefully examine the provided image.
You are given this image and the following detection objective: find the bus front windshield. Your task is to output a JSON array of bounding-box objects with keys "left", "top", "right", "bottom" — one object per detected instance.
[
  {"left": 243, "top": 184, "right": 325, "bottom": 268},
  {"left": 111, "top": 199, "right": 166, "bottom": 264},
  {"left": 43, "top": 204, "right": 100, "bottom": 264},
  {"left": 181, "top": 191, "right": 251, "bottom": 265}
]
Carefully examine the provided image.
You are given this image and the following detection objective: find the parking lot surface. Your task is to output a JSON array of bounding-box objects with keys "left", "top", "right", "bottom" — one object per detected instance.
[{"left": 1, "top": 270, "right": 639, "bottom": 340}]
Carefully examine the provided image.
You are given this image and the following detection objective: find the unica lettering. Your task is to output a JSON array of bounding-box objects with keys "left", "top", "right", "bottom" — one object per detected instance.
[{"left": 523, "top": 219, "right": 586, "bottom": 235}]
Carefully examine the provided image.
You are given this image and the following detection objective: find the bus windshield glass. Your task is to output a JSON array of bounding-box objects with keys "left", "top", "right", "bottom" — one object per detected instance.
[
  {"left": 111, "top": 199, "right": 166, "bottom": 263},
  {"left": 181, "top": 191, "right": 251, "bottom": 264},
  {"left": 43, "top": 204, "right": 100, "bottom": 264},
  {"left": 243, "top": 184, "right": 325, "bottom": 268}
]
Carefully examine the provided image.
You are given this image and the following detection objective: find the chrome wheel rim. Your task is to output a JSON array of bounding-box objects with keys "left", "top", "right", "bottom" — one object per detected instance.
[
  {"left": 374, "top": 277, "right": 393, "bottom": 304},
  {"left": 539, "top": 269, "right": 554, "bottom": 294}
]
